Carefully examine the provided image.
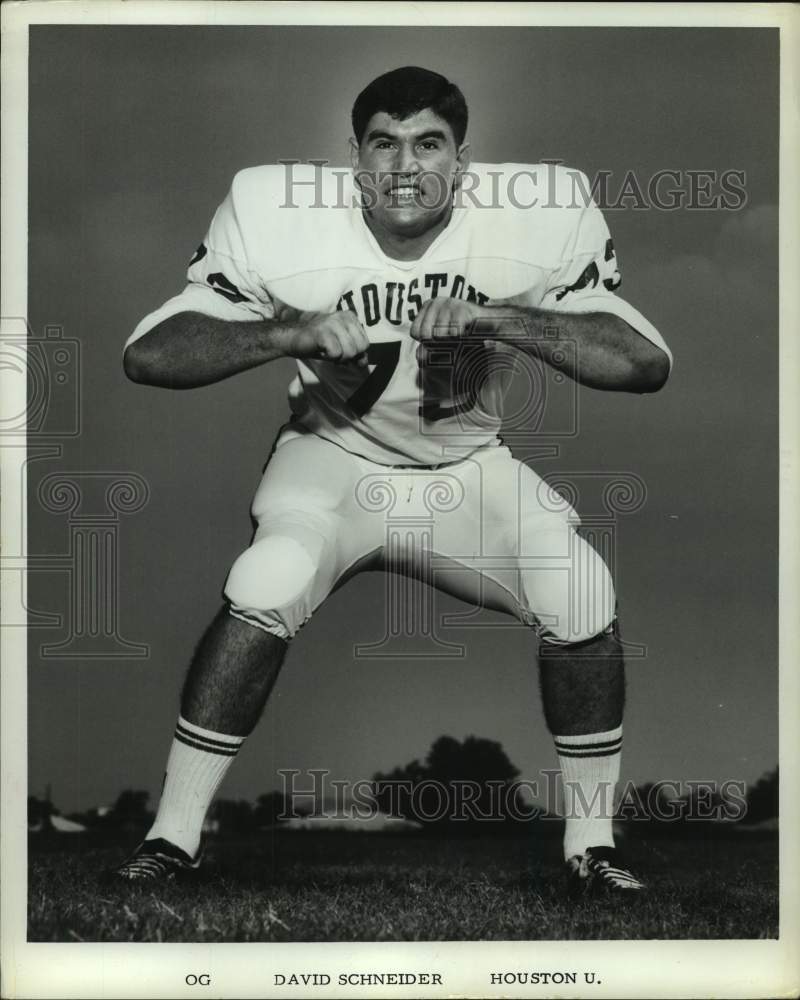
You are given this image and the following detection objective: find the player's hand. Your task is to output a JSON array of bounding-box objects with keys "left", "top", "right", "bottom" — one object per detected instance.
[
  {"left": 409, "top": 297, "right": 490, "bottom": 345},
  {"left": 282, "top": 311, "right": 370, "bottom": 368}
]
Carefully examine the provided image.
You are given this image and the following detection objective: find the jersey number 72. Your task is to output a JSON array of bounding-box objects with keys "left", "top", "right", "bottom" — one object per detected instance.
[{"left": 345, "top": 339, "right": 482, "bottom": 422}]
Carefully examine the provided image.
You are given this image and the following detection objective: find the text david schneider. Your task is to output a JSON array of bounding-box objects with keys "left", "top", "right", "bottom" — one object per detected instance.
[{"left": 274, "top": 973, "right": 444, "bottom": 987}]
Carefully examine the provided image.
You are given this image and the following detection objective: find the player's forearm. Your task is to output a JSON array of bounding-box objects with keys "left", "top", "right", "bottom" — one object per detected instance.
[
  {"left": 487, "top": 305, "right": 670, "bottom": 393},
  {"left": 123, "top": 311, "right": 294, "bottom": 389}
]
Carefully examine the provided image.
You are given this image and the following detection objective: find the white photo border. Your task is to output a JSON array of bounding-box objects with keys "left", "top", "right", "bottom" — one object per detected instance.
[{"left": 2, "top": 3, "right": 798, "bottom": 998}]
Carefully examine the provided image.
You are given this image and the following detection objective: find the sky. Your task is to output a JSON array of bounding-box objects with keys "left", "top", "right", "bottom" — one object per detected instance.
[{"left": 25, "top": 25, "right": 778, "bottom": 813}]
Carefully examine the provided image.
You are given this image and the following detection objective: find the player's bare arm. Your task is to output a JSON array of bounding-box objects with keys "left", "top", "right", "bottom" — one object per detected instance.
[
  {"left": 410, "top": 297, "right": 670, "bottom": 394},
  {"left": 123, "top": 309, "right": 369, "bottom": 389}
]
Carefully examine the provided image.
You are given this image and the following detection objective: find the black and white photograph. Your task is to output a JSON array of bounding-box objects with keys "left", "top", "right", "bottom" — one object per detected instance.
[{"left": 1, "top": 2, "right": 798, "bottom": 998}]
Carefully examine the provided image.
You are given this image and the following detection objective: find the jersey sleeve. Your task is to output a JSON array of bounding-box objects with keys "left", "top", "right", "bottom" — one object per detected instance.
[
  {"left": 125, "top": 179, "right": 275, "bottom": 350},
  {"left": 541, "top": 197, "right": 673, "bottom": 369}
]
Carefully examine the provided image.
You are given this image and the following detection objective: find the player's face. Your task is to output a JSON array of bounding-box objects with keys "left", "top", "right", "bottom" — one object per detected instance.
[{"left": 351, "top": 109, "right": 470, "bottom": 240}]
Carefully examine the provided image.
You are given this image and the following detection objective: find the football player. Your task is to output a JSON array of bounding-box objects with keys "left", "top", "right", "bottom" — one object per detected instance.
[{"left": 111, "top": 67, "right": 671, "bottom": 896}]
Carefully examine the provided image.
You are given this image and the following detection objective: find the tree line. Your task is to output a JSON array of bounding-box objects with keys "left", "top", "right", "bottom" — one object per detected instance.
[{"left": 28, "top": 736, "right": 778, "bottom": 835}]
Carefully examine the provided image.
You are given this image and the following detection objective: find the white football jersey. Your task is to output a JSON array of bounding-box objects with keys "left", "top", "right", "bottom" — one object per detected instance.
[{"left": 127, "top": 163, "right": 671, "bottom": 466}]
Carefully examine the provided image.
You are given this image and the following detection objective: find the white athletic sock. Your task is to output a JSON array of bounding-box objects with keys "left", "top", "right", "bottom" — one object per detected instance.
[
  {"left": 146, "top": 716, "right": 244, "bottom": 858},
  {"left": 554, "top": 726, "right": 622, "bottom": 861}
]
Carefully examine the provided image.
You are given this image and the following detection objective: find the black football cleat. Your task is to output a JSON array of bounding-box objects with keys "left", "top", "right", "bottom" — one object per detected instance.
[
  {"left": 104, "top": 837, "right": 201, "bottom": 884},
  {"left": 566, "top": 846, "right": 646, "bottom": 899}
]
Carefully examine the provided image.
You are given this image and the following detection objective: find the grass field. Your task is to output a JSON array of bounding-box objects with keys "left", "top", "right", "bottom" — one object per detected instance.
[{"left": 28, "top": 829, "right": 778, "bottom": 942}]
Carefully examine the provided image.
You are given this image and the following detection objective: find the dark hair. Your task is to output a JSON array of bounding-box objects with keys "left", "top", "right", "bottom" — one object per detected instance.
[{"left": 351, "top": 66, "right": 468, "bottom": 146}]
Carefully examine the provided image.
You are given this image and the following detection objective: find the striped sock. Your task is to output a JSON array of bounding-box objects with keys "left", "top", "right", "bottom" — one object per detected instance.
[
  {"left": 146, "top": 716, "right": 244, "bottom": 858},
  {"left": 554, "top": 725, "right": 622, "bottom": 861}
]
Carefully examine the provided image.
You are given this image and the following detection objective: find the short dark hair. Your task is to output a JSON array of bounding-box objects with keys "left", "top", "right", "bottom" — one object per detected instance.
[{"left": 352, "top": 66, "right": 468, "bottom": 146}]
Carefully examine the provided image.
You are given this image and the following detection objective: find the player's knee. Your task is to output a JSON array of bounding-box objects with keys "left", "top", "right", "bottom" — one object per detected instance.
[
  {"left": 525, "top": 537, "right": 616, "bottom": 646},
  {"left": 539, "top": 575, "right": 616, "bottom": 646},
  {"left": 224, "top": 535, "right": 316, "bottom": 615}
]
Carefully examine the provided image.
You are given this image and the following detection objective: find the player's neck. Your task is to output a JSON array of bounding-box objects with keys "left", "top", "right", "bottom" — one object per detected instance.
[{"left": 361, "top": 206, "right": 454, "bottom": 262}]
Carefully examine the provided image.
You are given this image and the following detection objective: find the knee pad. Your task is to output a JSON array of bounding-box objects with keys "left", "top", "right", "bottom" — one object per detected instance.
[
  {"left": 520, "top": 525, "right": 616, "bottom": 645},
  {"left": 224, "top": 535, "right": 317, "bottom": 639}
]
